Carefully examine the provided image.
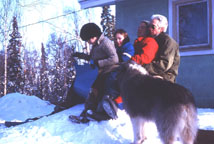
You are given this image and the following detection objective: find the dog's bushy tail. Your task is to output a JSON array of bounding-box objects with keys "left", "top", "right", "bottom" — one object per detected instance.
[
  {"left": 158, "top": 103, "right": 198, "bottom": 144},
  {"left": 180, "top": 104, "right": 198, "bottom": 144}
]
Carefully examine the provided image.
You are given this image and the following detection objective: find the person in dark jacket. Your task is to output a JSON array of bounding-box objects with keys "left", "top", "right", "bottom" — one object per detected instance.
[{"left": 145, "top": 14, "right": 180, "bottom": 83}]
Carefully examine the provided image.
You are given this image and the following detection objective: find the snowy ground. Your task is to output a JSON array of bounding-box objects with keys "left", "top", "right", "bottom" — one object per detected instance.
[{"left": 0, "top": 93, "right": 214, "bottom": 144}]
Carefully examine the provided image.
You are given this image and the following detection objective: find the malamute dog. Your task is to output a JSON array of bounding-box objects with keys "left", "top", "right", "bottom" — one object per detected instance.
[{"left": 117, "top": 62, "right": 198, "bottom": 144}]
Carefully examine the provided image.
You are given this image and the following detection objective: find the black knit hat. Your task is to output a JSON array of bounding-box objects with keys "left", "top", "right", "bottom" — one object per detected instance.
[{"left": 80, "top": 23, "right": 102, "bottom": 41}]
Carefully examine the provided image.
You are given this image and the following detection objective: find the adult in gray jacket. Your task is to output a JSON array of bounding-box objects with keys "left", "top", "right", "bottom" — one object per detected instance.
[{"left": 145, "top": 14, "right": 180, "bottom": 83}]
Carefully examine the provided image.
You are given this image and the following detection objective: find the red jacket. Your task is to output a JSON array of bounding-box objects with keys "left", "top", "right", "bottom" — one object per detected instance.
[{"left": 131, "top": 37, "right": 158, "bottom": 65}]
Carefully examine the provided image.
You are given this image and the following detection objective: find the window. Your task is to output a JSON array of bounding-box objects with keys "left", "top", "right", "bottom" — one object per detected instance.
[{"left": 169, "top": 0, "right": 213, "bottom": 56}]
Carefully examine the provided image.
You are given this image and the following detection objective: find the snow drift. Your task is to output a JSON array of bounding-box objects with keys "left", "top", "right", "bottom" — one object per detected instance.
[{"left": 0, "top": 93, "right": 213, "bottom": 144}]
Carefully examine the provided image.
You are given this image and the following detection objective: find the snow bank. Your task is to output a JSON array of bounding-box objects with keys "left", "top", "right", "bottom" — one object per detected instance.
[
  {"left": 0, "top": 93, "right": 55, "bottom": 122},
  {"left": 0, "top": 93, "right": 213, "bottom": 144}
]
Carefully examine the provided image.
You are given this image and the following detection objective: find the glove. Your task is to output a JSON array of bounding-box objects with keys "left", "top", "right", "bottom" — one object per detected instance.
[
  {"left": 73, "top": 52, "right": 90, "bottom": 60},
  {"left": 72, "top": 52, "right": 82, "bottom": 58},
  {"left": 94, "top": 60, "right": 99, "bottom": 67},
  {"left": 90, "top": 59, "right": 96, "bottom": 69},
  {"left": 90, "top": 60, "right": 99, "bottom": 69}
]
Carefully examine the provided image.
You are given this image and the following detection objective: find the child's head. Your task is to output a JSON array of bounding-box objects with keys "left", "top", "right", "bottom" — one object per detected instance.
[
  {"left": 80, "top": 23, "right": 102, "bottom": 44},
  {"left": 114, "top": 29, "right": 130, "bottom": 47}
]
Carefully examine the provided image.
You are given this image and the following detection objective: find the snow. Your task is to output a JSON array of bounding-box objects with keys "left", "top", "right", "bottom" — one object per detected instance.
[
  {"left": 0, "top": 93, "right": 214, "bottom": 144},
  {"left": 0, "top": 93, "right": 55, "bottom": 122}
]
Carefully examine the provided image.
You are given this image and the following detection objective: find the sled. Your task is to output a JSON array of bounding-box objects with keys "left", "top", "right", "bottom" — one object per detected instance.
[
  {"left": 73, "top": 63, "right": 98, "bottom": 99},
  {"left": 65, "top": 63, "right": 98, "bottom": 107}
]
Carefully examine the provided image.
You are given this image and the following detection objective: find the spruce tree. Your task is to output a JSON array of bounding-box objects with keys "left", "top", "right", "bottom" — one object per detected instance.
[
  {"left": 46, "top": 33, "right": 76, "bottom": 104},
  {"left": 46, "top": 33, "right": 64, "bottom": 103},
  {"left": 40, "top": 43, "right": 50, "bottom": 100},
  {"left": 101, "top": 6, "right": 115, "bottom": 40},
  {"left": 23, "top": 49, "right": 38, "bottom": 96},
  {"left": 6, "top": 16, "right": 24, "bottom": 94},
  {"left": 61, "top": 44, "right": 76, "bottom": 103}
]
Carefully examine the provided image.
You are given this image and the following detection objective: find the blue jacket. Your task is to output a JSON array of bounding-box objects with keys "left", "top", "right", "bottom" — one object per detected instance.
[{"left": 116, "top": 42, "right": 134, "bottom": 62}]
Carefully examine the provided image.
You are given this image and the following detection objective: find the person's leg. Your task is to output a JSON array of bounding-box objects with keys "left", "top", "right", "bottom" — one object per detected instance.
[
  {"left": 80, "top": 70, "right": 111, "bottom": 119},
  {"left": 84, "top": 65, "right": 121, "bottom": 120},
  {"left": 103, "top": 70, "right": 120, "bottom": 99},
  {"left": 100, "top": 70, "right": 120, "bottom": 119}
]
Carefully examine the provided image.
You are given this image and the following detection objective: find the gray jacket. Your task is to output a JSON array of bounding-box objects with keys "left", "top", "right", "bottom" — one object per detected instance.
[{"left": 90, "top": 34, "right": 119, "bottom": 69}]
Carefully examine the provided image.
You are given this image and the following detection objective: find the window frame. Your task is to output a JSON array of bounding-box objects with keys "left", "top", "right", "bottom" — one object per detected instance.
[{"left": 169, "top": 0, "right": 214, "bottom": 56}]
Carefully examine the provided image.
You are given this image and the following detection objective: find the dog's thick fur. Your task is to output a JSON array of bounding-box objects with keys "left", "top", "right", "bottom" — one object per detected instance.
[{"left": 117, "top": 62, "right": 198, "bottom": 144}]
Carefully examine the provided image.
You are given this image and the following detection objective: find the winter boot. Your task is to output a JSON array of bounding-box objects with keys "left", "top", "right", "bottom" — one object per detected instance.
[
  {"left": 85, "top": 110, "right": 110, "bottom": 121},
  {"left": 84, "top": 88, "right": 99, "bottom": 111},
  {"left": 102, "top": 95, "right": 118, "bottom": 119},
  {"left": 69, "top": 114, "right": 90, "bottom": 123}
]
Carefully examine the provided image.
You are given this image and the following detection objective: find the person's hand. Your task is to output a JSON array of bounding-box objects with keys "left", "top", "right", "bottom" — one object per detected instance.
[
  {"left": 90, "top": 60, "right": 99, "bottom": 69},
  {"left": 90, "top": 59, "right": 96, "bottom": 69},
  {"left": 72, "top": 52, "right": 82, "bottom": 58},
  {"left": 73, "top": 52, "right": 90, "bottom": 61},
  {"left": 94, "top": 60, "right": 99, "bottom": 67}
]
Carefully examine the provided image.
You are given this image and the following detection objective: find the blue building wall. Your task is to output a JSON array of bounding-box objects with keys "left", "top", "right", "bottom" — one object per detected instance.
[
  {"left": 116, "top": 0, "right": 169, "bottom": 43},
  {"left": 177, "top": 55, "right": 214, "bottom": 107},
  {"left": 116, "top": 0, "right": 214, "bottom": 107}
]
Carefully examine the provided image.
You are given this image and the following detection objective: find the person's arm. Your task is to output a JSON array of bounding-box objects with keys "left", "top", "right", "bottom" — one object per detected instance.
[
  {"left": 131, "top": 37, "right": 158, "bottom": 65},
  {"left": 147, "top": 37, "right": 178, "bottom": 74},
  {"left": 98, "top": 38, "right": 119, "bottom": 67},
  {"left": 121, "top": 43, "right": 134, "bottom": 62},
  {"left": 73, "top": 52, "right": 90, "bottom": 61}
]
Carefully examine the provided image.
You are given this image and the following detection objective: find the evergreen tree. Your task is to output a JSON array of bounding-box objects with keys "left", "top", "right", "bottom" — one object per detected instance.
[
  {"left": 46, "top": 33, "right": 76, "bottom": 104},
  {"left": 53, "top": 36, "right": 65, "bottom": 103},
  {"left": 46, "top": 33, "right": 64, "bottom": 103},
  {"left": 101, "top": 6, "right": 115, "bottom": 40},
  {"left": 23, "top": 49, "right": 38, "bottom": 96},
  {"left": 61, "top": 44, "right": 76, "bottom": 103},
  {"left": 40, "top": 43, "right": 50, "bottom": 100},
  {"left": 6, "top": 16, "right": 24, "bottom": 94}
]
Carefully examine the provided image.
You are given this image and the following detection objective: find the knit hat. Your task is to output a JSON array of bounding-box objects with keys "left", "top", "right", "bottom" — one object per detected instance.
[{"left": 80, "top": 23, "right": 102, "bottom": 41}]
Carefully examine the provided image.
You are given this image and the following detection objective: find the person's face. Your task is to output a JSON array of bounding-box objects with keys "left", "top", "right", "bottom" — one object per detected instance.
[
  {"left": 137, "top": 22, "right": 147, "bottom": 37},
  {"left": 149, "top": 19, "right": 162, "bottom": 37},
  {"left": 115, "top": 33, "right": 125, "bottom": 47},
  {"left": 87, "top": 37, "right": 97, "bottom": 45}
]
